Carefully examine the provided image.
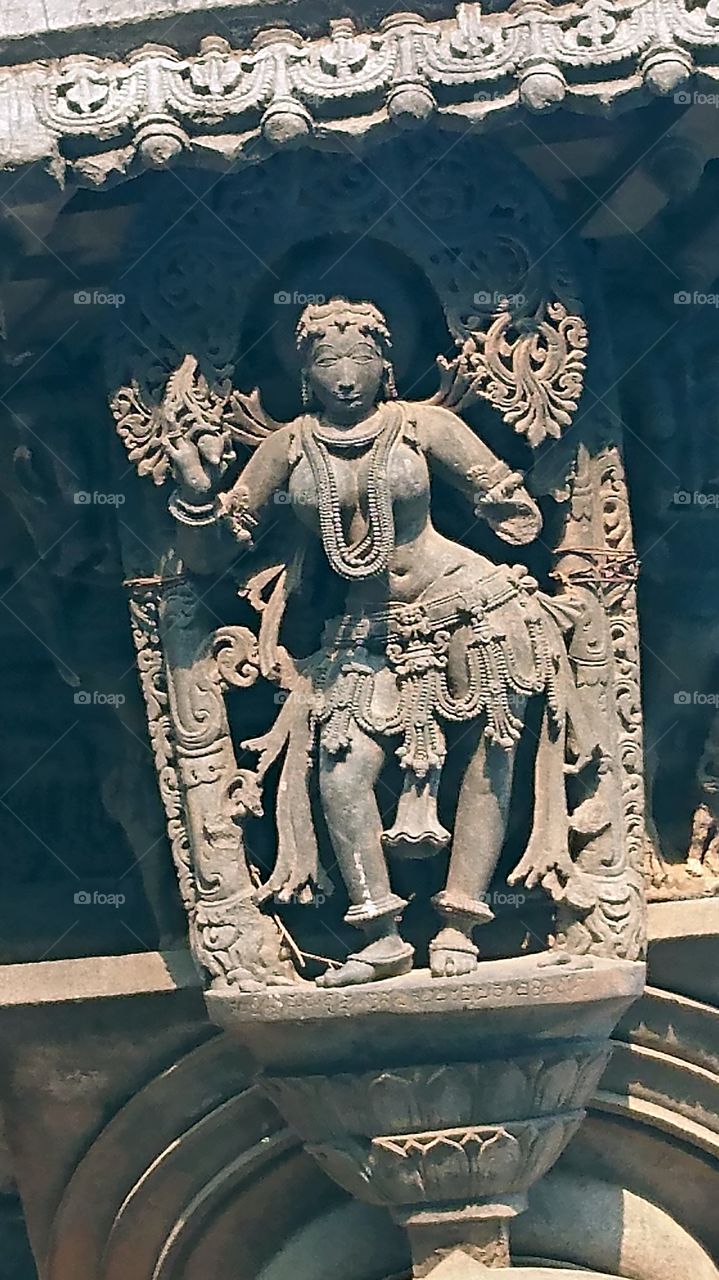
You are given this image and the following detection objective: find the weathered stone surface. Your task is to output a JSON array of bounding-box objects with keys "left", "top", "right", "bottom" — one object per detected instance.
[
  {"left": 646, "top": 899, "right": 719, "bottom": 1005},
  {"left": 0, "top": 945, "right": 710, "bottom": 1278},
  {"left": 209, "top": 956, "right": 643, "bottom": 1271},
  {"left": 0, "top": 0, "right": 718, "bottom": 1269},
  {"left": 0, "top": 949, "right": 200, "bottom": 1006},
  {"left": 96, "top": 157, "right": 648, "bottom": 1264},
  {"left": 0, "top": 2, "right": 718, "bottom": 188},
  {"left": 208, "top": 956, "right": 645, "bottom": 1070},
  {"left": 112, "top": 276, "right": 644, "bottom": 990},
  {"left": 251, "top": 1167, "right": 719, "bottom": 1280},
  {"left": 0, "top": 953, "right": 210, "bottom": 1269}
]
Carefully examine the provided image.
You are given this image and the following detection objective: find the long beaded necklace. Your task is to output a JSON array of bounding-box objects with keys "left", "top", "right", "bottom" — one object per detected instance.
[{"left": 301, "top": 403, "right": 403, "bottom": 580}]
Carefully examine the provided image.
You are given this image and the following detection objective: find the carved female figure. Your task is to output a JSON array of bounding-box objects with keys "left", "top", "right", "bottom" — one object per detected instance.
[{"left": 163, "top": 298, "right": 599, "bottom": 987}]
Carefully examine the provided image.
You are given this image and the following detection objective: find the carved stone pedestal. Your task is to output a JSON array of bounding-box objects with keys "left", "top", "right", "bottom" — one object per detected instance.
[{"left": 207, "top": 954, "right": 644, "bottom": 1275}]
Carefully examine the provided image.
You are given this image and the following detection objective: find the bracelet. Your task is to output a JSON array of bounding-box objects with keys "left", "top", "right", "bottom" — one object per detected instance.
[
  {"left": 469, "top": 461, "right": 522, "bottom": 501},
  {"left": 168, "top": 489, "right": 220, "bottom": 527}
]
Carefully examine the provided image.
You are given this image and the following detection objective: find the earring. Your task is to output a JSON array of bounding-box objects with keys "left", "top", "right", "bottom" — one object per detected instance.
[
  {"left": 301, "top": 372, "right": 310, "bottom": 407},
  {"left": 383, "top": 362, "right": 398, "bottom": 400}
]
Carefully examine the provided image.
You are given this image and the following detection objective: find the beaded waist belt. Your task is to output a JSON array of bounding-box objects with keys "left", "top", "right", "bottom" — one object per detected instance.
[{"left": 323, "top": 568, "right": 525, "bottom": 651}]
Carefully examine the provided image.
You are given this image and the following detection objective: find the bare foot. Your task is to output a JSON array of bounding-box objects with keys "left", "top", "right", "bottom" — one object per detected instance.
[
  {"left": 316, "top": 958, "right": 376, "bottom": 988},
  {"left": 316, "top": 937, "right": 414, "bottom": 988},
  {"left": 429, "top": 927, "right": 478, "bottom": 978}
]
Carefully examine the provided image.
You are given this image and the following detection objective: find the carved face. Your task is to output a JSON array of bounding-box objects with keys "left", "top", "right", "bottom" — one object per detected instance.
[{"left": 305, "top": 324, "right": 385, "bottom": 424}]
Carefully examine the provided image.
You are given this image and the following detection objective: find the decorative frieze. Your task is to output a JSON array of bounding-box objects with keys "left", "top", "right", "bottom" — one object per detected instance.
[{"left": 2, "top": 0, "right": 719, "bottom": 184}]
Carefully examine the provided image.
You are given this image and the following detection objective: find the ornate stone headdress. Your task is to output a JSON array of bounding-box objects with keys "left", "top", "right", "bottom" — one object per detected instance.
[{"left": 296, "top": 297, "right": 397, "bottom": 403}]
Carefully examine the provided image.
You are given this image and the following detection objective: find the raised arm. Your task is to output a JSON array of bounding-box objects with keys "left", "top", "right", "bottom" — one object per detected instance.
[
  {"left": 416, "top": 404, "right": 542, "bottom": 546},
  {"left": 217, "top": 425, "right": 295, "bottom": 540},
  {"left": 168, "top": 425, "right": 295, "bottom": 574}
]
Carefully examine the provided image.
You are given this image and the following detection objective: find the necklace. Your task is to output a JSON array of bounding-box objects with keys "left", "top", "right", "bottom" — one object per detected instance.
[
  {"left": 312, "top": 413, "right": 387, "bottom": 449},
  {"left": 301, "top": 404, "right": 402, "bottom": 580}
]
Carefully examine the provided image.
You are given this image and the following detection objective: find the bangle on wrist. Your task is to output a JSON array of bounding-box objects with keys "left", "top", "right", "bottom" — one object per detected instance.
[
  {"left": 168, "top": 489, "right": 220, "bottom": 527},
  {"left": 469, "top": 460, "right": 518, "bottom": 500}
]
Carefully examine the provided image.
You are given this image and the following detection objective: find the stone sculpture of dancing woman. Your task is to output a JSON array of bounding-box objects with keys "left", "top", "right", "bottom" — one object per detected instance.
[{"left": 160, "top": 298, "right": 600, "bottom": 987}]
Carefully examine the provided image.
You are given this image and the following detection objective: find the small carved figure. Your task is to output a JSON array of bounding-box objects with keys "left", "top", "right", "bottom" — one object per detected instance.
[
  {"left": 137, "top": 299, "right": 609, "bottom": 986},
  {"left": 647, "top": 707, "right": 719, "bottom": 899}
]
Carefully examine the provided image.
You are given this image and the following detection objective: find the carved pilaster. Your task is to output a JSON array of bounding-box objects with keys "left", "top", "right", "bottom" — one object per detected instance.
[{"left": 127, "top": 576, "right": 296, "bottom": 989}]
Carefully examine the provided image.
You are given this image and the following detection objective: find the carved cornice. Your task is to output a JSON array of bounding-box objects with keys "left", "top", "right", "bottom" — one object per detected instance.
[{"left": 3, "top": 0, "right": 719, "bottom": 186}]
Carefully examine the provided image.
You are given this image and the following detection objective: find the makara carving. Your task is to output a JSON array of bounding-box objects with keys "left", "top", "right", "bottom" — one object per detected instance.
[{"left": 113, "top": 293, "right": 645, "bottom": 990}]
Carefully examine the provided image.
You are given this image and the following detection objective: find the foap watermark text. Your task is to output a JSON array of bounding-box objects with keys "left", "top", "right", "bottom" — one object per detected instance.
[
  {"left": 74, "top": 889, "right": 126, "bottom": 908},
  {"left": 674, "top": 290, "right": 719, "bottom": 308},
  {"left": 674, "top": 690, "right": 719, "bottom": 706},
  {"left": 674, "top": 89, "right": 719, "bottom": 107},
  {"left": 274, "top": 291, "right": 326, "bottom": 306},
  {"left": 74, "top": 690, "right": 126, "bottom": 707},
  {"left": 673, "top": 489, "right": 719, "bottom": 508},
  {"left": 74, "top": 289, "right": 125, "bottom": 307},
  {"left": 74, "top": 490, "right": 125, "bottom": 506},
  {"left": 473, "top": 290, "right": 526, "bottom": 308}
]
